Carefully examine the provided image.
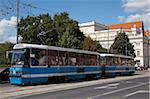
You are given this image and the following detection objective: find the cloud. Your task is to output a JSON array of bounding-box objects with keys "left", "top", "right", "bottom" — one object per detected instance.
[
  {"left": 119, "top": 0, "right": 150, "bottom": 29},
  {"left": 8, "top": 36, "right": 17, "bottom": 43},
  {"left": 0, "top": 16, "right": 17, "bottom": 43},
  {"left": 122, "top": 0, "right": 150, "bottom": 13},
  {"left": 118, "top": 16, "right": 126, "bottom": 23}
]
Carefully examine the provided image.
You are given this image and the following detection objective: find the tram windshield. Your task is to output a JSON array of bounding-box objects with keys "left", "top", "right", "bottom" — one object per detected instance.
[{"left": 11, "top": 49, "right": 30, "bottom": 67}]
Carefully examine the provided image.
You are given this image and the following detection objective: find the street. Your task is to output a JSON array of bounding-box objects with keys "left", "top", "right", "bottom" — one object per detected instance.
[
  {"left": 17, "top": 76, "right": 149, "bottom": 99},
  {"left": 0, "top": 70, "right": 149, "bottom": 99}
]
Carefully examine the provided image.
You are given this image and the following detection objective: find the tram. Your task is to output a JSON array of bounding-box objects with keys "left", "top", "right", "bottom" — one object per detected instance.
[
  {"left": 9, "top": 44, "right": 135, "bottom": 85},
  {"left": 9, "top": 44, "right": 101, "bottom": 85},
  {"left": 100, "top": 53, "right": 135, "bottom": 76}
]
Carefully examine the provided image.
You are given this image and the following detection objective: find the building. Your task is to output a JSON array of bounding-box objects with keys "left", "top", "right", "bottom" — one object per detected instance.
[
  {"left": 79, "top": 21, "right": 150, "bottom": 67},
  {"left": 144, "top": 30, "right": 150, "bottom": 68}
]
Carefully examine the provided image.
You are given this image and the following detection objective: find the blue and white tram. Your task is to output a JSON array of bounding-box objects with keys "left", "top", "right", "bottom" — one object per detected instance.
[
  {"left": 9, "top": 44, "right": 101, "bottom": 85},
  {"left": 100, "top": 53, "right": 135, "bottom": 76}
]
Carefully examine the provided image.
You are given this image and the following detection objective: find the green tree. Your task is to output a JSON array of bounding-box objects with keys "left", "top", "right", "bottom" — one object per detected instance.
[
  {"left": 54, "top": 12, "right": 84, "bottom": 48},
  {"left": 18, "top": 13, "right": 55, "bottom": 44},
  {"left": 18, "top": 12, "right": 84, "bottom": 49},
  {"left": 110, "top": 31, "right": 136, "bottom": 57},
  {"left": 0, "top": 42, "right": 14, "bottom": 67}
]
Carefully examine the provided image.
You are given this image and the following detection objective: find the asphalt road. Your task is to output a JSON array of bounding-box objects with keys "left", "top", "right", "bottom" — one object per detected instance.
[{"left": 17, "top": 76, "right": 149, "bottom": 99}]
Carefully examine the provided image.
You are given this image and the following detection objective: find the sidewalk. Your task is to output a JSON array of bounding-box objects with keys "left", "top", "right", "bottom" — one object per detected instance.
[{"left": 0, "top": 70, "right": 149, "bottom": 99}]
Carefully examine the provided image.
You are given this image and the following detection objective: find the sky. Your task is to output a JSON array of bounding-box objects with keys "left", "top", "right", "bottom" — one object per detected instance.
[{"left": 0, "top": 0, "right": 150, "bottom": 43}]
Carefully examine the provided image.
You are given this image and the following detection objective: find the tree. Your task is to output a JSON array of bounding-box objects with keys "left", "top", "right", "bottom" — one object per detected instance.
[
  {"left": 82, "top": 36, "right": 97, "bottom": 51},
  {"left": 54, "top": 12, "right": 84, "bottom": 48},
  {"left": 110, "top": 31, "right": 136, "bottom": 57},
  {"left": 18, "top": 12, "right": 84, "bottom": 49},
  {"left": 96, "top": 42, "right": 107, "bottom": 53},
  {"left": 18, "top": 13, "right": 55, "bottom": 44},
  {"left": 0, "top": 42, "right": 14, "bottom": 67},
  {"left": 18, "top": 12, "right": 105, "bottom": 52},
  {"left": 82, "top": 36, "right": 107, "bottom": 53}
]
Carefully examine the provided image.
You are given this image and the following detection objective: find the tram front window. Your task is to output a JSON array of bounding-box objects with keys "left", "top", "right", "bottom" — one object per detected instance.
[{"left": 11, "top": 49, "right": 29, "bottom": 67}]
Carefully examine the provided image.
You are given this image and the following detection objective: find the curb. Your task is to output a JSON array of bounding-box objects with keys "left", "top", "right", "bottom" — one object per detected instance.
[{"left": 0, "top": 72, "right": 149, "bottom": 99}]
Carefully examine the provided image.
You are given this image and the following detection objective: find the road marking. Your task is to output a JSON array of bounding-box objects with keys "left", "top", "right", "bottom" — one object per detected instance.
[
  {"left": 125, "top": 80, "right": 146, "bottom": 84},
  {"left": 124, "top": 90, "right": 150, "bottom": 98},
  {"left": 94, "top": 86, "right": 108, "bottom": 89},
  {"left": 125, "top": 81, "right": 133, "bottom": 83},
  {"left": 87, "top": 82, "right": 148, "bottom": 99},
  {"left": 108, "top": 83, "right": 119, "bottom": 86},
  {"left": 94, "top": 83, "right": 119, "bottom": 89}
]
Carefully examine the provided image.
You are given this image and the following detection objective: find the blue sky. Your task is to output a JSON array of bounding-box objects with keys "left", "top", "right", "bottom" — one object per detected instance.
[
  {"left": 0, "top": 0, "right": 149, "bottom": 43},
  {"left": 20, "top": 0, "right": 124, "bottom": 24}
]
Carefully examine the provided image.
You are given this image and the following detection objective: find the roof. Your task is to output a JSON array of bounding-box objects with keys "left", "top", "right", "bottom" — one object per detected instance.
[
  {"left": 144, "top": 30, "right": 150, "bottom": 36},
  {"left": 108, "top": 21, "right": 143, "bottom": 29},
  {"left": 79, "top": 21, "right": 104, "bottom": 26},
  {"left": 100, "top": 53, "right": 134, "bottom": 59},
  {"left": 13, "top": 43, "right": 99, "bottom": 55}
]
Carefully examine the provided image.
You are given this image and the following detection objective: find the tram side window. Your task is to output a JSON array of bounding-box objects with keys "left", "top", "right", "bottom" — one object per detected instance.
[
  {"left": 120, "top": 58, "right": 128, "bottom": 66},
  {"left": 100, "top": 57, "right": 107, "bottom": 66},
  {"left": 91, "top": 55, "right": 97, "bottom": 66},
  {"left": 127, "top": 59, "right": 131, "bottom": 66},
  {"left": 31, "top": 49, "right": 47, "bottom": 66},
  {"left": 125, "top": 58, "right": 128, "bottom": 66},
  {"left": 131, "top": 59, "right": 135, "bottom": 66},
  {"left": 58, "top": 51, "right": 67, "bottom": 66},
  {"left": 127, "top": 59, "right": 134, "bottom": 66},
  {"left": 84, "top": 54, "right": 91, "bottom": 66},
  {"left": 48, "top": 50, "right": 58, "bottom": 66},
  {"left": 24, "top": 48, "right": 30, "bottom": 67},
  {"left": 68, "top": 52, "right": 76, "bottom": 66},
  {"left": 118, "top": 57, "right": 122, "bottom": 66},
  {"left": 107, "top": 57, "right": 114, "bottom": 66},
  {"left": 113, "top": 57, "right": 118, "bottom": 66},
  {"left": 77, "top": 53, "right": 84, "bottom": 66}
]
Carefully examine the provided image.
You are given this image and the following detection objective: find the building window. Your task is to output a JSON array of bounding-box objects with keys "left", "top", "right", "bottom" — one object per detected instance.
[
  {"left": 137, "top": 51, "right": 140, "bottom": 56},
  {"left": 137, "top": 43, "right": 140, "bottom": 46}
]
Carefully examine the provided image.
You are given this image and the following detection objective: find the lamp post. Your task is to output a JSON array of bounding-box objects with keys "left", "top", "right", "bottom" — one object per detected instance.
[
  {"left": 16, "top": 0, "right": 19, "bottom": 44},
  {"left": 147, "top": 37, "right": 150, "bottom": 68},
  {"left": 125, "top": 40, "right": 128, "bottom": 56},
  {"left": 107, "top": 26, "right": 109, "bottom": 53}
]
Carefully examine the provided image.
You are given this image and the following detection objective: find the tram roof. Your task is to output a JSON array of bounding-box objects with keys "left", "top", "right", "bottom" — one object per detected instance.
[
  {"left": 13, "top": 43, "right": 99, "bottom": 55},
  {"left": 100, "top": 53, "right": 134, "bottom": 59}
]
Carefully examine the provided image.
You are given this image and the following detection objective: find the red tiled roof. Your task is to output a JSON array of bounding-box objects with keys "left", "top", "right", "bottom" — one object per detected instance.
[
  {"left": 108, "top": 21, "right": 143, "bottom": 29},
  {"left": 145, "top": 30, "right": 150, "bottom": 36}
]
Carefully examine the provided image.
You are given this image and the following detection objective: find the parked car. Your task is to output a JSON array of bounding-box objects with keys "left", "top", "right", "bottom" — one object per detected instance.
[
  {"left": 0, "top": 68, "right": 10, "bottom": 83},
  {"left": 136, "top": 66, "right": 141, "bottom": 70}
]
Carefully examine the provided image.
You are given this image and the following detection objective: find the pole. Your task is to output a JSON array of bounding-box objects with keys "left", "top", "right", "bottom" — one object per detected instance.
[
  {"left": 16, "top": 0, "right": 19, "bottom": 44},
  {"left": 126, "top": 40, "right": 127, "bottom": 56},
  {"left": 148, "top": 37, "right": 150, "bottom": 68},
  {"left": 107, "top": 26, "right": 109, "bottom": 53}
]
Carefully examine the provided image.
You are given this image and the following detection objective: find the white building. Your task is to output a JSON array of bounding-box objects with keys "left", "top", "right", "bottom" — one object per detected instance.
[{"left": 79, "top": 21, "right": 150, "bottom": 67}]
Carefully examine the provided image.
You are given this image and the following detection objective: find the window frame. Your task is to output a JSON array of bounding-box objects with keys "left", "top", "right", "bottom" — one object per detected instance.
[{"left": 30, "top": 48, "right": 48, "bottom": 68}]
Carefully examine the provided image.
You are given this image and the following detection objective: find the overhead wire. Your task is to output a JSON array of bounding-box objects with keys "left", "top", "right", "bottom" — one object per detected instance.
[
  {"left": 0, "top": 0, "right": 55, "bottom": 20},
  {"left": 0, "top": 0, "right": 59, "bottom": 23}
]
